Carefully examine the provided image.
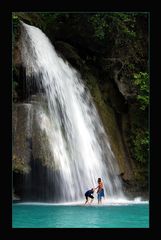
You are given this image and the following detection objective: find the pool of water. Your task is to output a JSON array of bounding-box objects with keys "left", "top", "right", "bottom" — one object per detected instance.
[{"left": 12, "top": 201, "right": 149, "bottom": 228}]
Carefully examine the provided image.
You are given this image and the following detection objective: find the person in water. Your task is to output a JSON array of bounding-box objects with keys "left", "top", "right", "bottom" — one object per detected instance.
[
  {"left": 95, "top": 178, "right": 105, "bottom": 204},
  {"left": 85, "top": 188, "right": 95, "bottom": 204}
]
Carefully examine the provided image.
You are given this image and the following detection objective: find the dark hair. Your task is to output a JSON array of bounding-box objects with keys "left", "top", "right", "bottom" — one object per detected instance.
[{"left": 98, "top": 178, "right": 101, "bottom": 182}]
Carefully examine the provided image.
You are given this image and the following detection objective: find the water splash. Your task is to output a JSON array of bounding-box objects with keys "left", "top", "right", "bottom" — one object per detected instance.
[
  {"left": 14, "top": 197, "right": 149, "bottom": 206},
  {"left": 20, "top": 21, "right": 125, "bottom": 202}
]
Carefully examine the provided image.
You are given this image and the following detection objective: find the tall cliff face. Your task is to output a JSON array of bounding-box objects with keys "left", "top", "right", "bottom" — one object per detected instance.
[
  {"left": 12, "top": 13, "right": 149, "bottom": 199},
  {"left": 13, "top": 96, "right": 63, "bottom": 201}
]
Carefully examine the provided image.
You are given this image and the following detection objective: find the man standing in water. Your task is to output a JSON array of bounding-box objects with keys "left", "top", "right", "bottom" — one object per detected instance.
[{"left": 95, "top": 178, "right": 105, "bottom": 204}]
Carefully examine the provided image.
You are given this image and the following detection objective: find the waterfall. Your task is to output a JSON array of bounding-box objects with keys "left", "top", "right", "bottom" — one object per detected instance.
[{"left": 19, "top": 21, "right": 125, "bottom": 202}]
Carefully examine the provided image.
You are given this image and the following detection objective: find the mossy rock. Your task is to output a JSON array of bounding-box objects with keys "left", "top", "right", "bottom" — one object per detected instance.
[
  {"left": 82, "top": 68, "right": 131, "bottom": 176},
  {"left": 55, "top": 41, "right": 83, "bottom": 70},
  {"left": 13, "top": 12, "right": 44, "bottom": 29},
  {"left": 13, "top": 154, "right": 31, "bottom": 174}
]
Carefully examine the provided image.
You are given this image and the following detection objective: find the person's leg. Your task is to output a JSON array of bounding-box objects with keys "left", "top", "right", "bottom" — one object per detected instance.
[
  {"left": 98, "top": 193, "right": 100, "bottom": 204},
  {"left": 90, "top": 196, "right": 94, "bottom": 204},
  {"left": 85, "top": 196, "right": 88, "bottom": 204},
  {"left": 99, "top": 189, "right": 104, "bottom": 204}
]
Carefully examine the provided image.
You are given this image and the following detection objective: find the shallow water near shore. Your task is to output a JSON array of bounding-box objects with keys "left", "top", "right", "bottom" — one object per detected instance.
[{"left": 12, "top": 198, "right": 149, "bottom": 228}]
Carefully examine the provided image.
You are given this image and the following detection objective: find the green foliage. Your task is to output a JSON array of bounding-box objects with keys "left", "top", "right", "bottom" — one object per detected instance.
[
  {"left": 126, "top": 71, "right": 149, "bottom": 185},
  {"left": 88, "top": 14, "right": 109, "bottom": 40},
  {"left": 88, "top": 13, "right": 137, "bottom": 41},
  {"left": 129, "top": 72, "right": 149, "bottom": 183},
  {"left": 37, "top": 12, "right": 72, "bottom": 35},
  {"left": 12, "top": 13, "right": 19, "bottom": 28},
  {"left": 108, "top": 13, "right": 136, "bottom": 38},
  {"left": 131, "top": 127, "right": 149, "bottom": 187},
  {"left": 13, "top": 15, "right": 18, "bottom": 20},
  {"left": 133, "top": 72, "right": 149, "bottom": 110},
  {"left": 38, "top": 12, "right": 62, "bottom": 31},
  {"left": 133, "top": 129, "right": 149, "bottom": 164}
]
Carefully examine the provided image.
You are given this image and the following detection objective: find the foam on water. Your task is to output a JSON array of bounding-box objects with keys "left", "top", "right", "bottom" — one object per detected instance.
[{"left": 14, "top": 197, "right": 148, "bottom": 206}]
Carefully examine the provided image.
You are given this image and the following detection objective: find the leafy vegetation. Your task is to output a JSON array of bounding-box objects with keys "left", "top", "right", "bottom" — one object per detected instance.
[
  {"left": 128, "top": 71, "right": 149, "bottom": 186},
  {"left": 133, "top": 129, "right": 149, "bottom": 164},
  {"left": 133, "top": 72, "right": 149, "bottom": 110}
]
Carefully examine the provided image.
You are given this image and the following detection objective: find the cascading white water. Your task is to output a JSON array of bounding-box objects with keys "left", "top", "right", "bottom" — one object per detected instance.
[{"left": 20, "top": 21, "right": 125, "bottom": 202}]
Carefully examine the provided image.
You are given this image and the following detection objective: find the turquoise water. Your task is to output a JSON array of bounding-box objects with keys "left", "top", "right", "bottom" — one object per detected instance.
[{"left": 12, "top": 203, "right": 149, "bottom": 228}]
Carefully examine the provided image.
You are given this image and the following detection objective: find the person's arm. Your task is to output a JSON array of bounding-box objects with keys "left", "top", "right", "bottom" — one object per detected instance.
[{"left": 95, "top": 185, "right": 101, "bottom": 193}]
